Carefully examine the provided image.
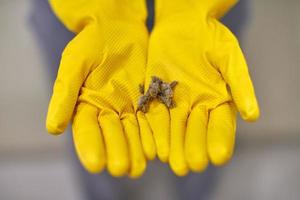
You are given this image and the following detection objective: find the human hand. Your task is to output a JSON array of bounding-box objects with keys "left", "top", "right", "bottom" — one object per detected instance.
[
  {"left": 143, "top": 0, "right": 259, "bottom": 176},
  {"left": 46, "top": 0, "right": 155, "bottom": 178}
]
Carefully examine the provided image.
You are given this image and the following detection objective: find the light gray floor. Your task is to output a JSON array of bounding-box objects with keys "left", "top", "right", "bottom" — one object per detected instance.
[
  {"left": 0, "top": 154, "right": 85, "bottom": 200},
  {"left": 211, "top": 142, "right": 300, "bottom": 200},
  {"left": 0, "top": 0, "right": 299, "bottom": 200}
]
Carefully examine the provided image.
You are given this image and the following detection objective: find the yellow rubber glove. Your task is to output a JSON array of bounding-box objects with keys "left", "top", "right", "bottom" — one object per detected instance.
[
  {"left": 46, "top": 0, "right": 156, "bottom": 178},
  {"left": 145, "top": 0, "right": 260, "bottom": 176}
]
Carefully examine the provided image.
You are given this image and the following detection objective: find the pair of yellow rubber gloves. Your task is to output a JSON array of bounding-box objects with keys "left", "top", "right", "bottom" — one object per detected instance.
[{"left": 46, "top": 0, "right": 259, "bottom": 178}]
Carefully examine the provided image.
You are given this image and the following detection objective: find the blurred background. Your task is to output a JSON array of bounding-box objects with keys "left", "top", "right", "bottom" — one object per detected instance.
[{"left": 0, "top": 0, "right": 299, "bottom": 199}]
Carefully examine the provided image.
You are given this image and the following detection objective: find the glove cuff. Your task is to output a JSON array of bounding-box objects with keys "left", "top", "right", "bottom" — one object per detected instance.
[
  {"left": 49, "top": 0, "right": 147, "bottom": 33},
  {"left": 204, "top": 0, "right": 238, "bottom": 19}
]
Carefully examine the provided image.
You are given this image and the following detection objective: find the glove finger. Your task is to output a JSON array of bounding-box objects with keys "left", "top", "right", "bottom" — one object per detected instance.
[
  {"left": 169, "top": 107, "right": 189, "bottom": 176},
  {"left": 145, "top": 101, "right": 170, "bottom": 162},
  {"left": 72, "top": 103, "right": 106, "bottom": 173},
  {"left": 185, "top": 105, "right": 209, "bottom": 172},
  {"left": 137, "top": 112, "right": 156, "bottom": 160},
  {"left": 212, "top": 23, "right": 260, "bottom": 122},
  {"left": 207, "top": 103, "right": 236, "bottom": 166},
  {"left": 121, "top": 114, "right": 146, "bottom": 178},
  {"left": 98, "top": 110, "right": 129, "bottom": 177},
  {"left": 46, "top": 27, "right": 98, "bottom": 134}
]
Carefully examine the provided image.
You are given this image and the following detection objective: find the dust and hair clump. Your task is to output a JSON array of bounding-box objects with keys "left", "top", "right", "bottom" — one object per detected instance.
[{"left": 138, "top": 76, "right": 178, "bottom": 113}]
